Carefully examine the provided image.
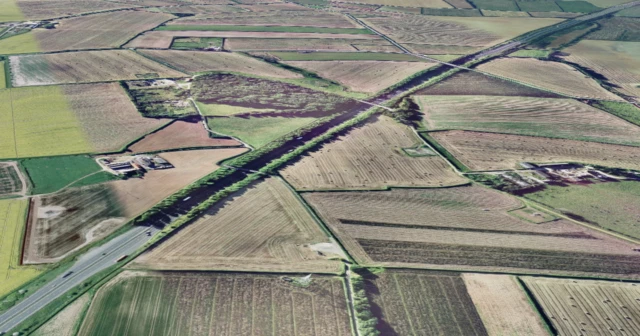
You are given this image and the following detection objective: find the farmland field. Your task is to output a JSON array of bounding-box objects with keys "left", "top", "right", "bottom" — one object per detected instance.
[
  {"left": 128, "top": 120, "right": 242, "bottom": 154},
  {"left": 170, "top": 37, "right": 223, "bottom": 50},
  {"left": 417, "top": 95, "right": 640, "bottom": 146},
  {"left": 525, "top": 181, "right": 640, "bottom": 240},
  {"left": 594, "top": 101, "right": 640, "bottom": 126},
  {"left": 283, "top": 61, "right": 436, "bottom": 93},
  {"left": 413, "top": 70, "right": 562, "bottom": 97},
  {"left": 23, "top": 148, "right": 246, "bottom": 263},
  {"left": 32, "top": 10, "right": 174, "bottom": 52},
  {"left": 0, "top": 31, "right": 40, "bottom": 54},
  {"left": 196, "top": 102, "right": 276, "bottom": 116},
  {"left": 362, "top": 270, "right": 487, "bottom": 335},
  {"left": 207, "top": 116, "right": 317, "bottom": 148},
  {"left": 266, "top": 51, "right": 427, "bottom": 61},
  {"left": 138, "top": 50, "right": 301, "bottom": 78},
  {"left": 0, "top": 0, "right": 23, "bottom": 22},
  {"left": 192, "top": 73, "right": 359, "bottom": 117},
  {"left": 21, "top": 155, "right": 113, "bottom": 195},
  {"left": 0, "top": 61, "right": 5, "bottom": 89},
  {"left": 31, "top": 293, "right": 90, "bottom": 336},
  {"left": 9, "top": 0, "right": 134, "bottom": 20},
  {"left": 430, "top": 130, "right": 640, "bottom": 171},
  {"left": 157, "top": 25, "right": 371, "bottom": 35},
  {"left": 462, "top": 274, "right": 548, "bottom": 336},
  {"left": 78, "top": 271, "right": 353, "bottom": 336},
  {"left": 281, "top": 115, "right": 466, "bottom": 190},
  {"left": 126, "top": 83, "right": 196, "bottom": 118},
  {"left": 225, "top": 37, "right": 397, "bottom": 52},
  {"left": 334, "top": 0, "right": 452, "bottom": 7},
  {"left": 0, "top": 199, "right": 43, "bottom": 298},
  {"left": 522, "top": 277, "right": 640, "bottom": 336},
  {"left": 0, "top": 162, "right": 23, "bottom": 196},
  {"left": 304, "top": 186, "right": 640, "bottom": 277},
  {"left": 360, "top": 15, "right": 561, "bottom": 47},
  {"left": 133, "top": 177, "right": 343, "bottom": 273},
  {"left": 126, "top": 30, "right": 382, "bottom": 49},
  {"left": 10, "top": 50, "right": 186, "bottom": 87},
  {"left": 562, "top": 40, "right": 640, "bottom": 99},
  {"left": 477, "top": 58, "right": 624, "bottom": 100},
  {"left": 586, "top": 17, "right": 640, "bottom": 41},
  {"left": 167, "top": 11, "right": 359, "bottom": 28}
]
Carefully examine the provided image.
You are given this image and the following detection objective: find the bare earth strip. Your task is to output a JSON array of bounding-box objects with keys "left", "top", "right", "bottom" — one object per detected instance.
[
  {"left": 10, "top": 50, "right": 186, "bottom": 87},
  {"left": 24, "top": 148, "right": 246, "bottom": 263},
  {"left": 430, "top": 130, "right": 640, "bottom": 171},
  {"left": 284, "top": 61, "right": 436, "bottom": 93},
  {"left": 125, "top": 30, "right": 381, "bottom": 49},
  {"left": 462, "top": 274, "right": 548, "bottom": 336},
  {"left": 477, "top": 58, "right": 624, "bottom": 101},
  {"left": 417, "top": 95, "right": 640, "bottom": 146},
  {"left": 128, "top": 120, "right": 242, "bottom": 154},
  {"left": 281, "top": 115, "right": 466, "bottom": 190},
  {"left": 563, "top": 40, "right": 640, "bottom": 100},
  {"left": 138, "top": 50, "right": 302, "bottom": 78},
  {"left": 132, "top": 177, "right": 343, "bottom": 273},
  {"left": 33, "top": 10, "right": 175, "bottom": 52},
  {"left": 169, "top": 11, "right": 360, "bottom": 28},
  {"left": 522, "top": 277, "right": 640, "bottom": 336},
  {"left": 64, "top": 83, "right": 171, "bottom": 153}
]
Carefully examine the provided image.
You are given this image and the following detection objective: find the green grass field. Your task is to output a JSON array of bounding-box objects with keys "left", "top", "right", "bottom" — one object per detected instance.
[
  {"left": 469, "top": 0, "right": 519, "bottom": 11},
  {"left": 21, "top": 155, "right": 113, "bottom": 195},
  {"left": 421, "top": 7, "right": 484, "bottom": 16},
  {"left": 0, "top": 0, "right": 23, "bottom": 22},
  {"left": 196, "top": 102, "right": 275, "bottom": 116},
  {"left": 509, "top": 49, "right": 553, "bottom": 58},
  {"left": 516, "top": 0, "right": 562, "bottom": 11},
  {"left": 158, "top": 25, "right": 373, "bottom": 34},
  {"left": 171, "top": 37, "right": 223, "bottom": 50},
  {"left": 525, "top": 181, "right": 640, "bottom": 240},
  {"left": 1, "top": 86, "right": 92, "bottom": 159},
  {"left": 0, "top": 61, "right": 6, "bottom": 89},
  {"left": 557, "top": 0, "right": 601, "bottom": 12},
  {"left": 269, "top": 52, "right": 428, "bottom": 62},
  {"left": 594, "top": 101, "right": 640, "bottom": 126},
  {"left": 207, "top": 116, "right": 316, "bottom": 148},
  {"left": 0, "top": 199, "right": 43, "bottom": 298},
  {"left": 0, "top": 32, "right": 40, "bottom": 54}
]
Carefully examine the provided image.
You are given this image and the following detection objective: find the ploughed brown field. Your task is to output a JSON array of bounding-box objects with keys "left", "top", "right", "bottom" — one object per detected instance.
[
  {"left": 281, "top": 115, "right": 466, "bottom": 190},
  {"left": 78, "top": 271, "right": 353, "bottom": 336},
  {"left": 138, "top": 50, "right": 301, "bottom": 78},
  {"left": 303, "top": 186, "right": 640, "bottom": 278},
  {"left": 24, "top": 148, "right": 247, "bottom": 264},
  {"left": 128, "top": 120, "right": 242, "bottom": 154},
  {"left": 430, "top": 130, "right": 640, "bottom": 171},
  {"left": 132, "top": 177, "right": 344, "bottom": 273}
]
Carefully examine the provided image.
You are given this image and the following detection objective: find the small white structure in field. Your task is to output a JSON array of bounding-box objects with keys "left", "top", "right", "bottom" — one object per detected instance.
[{"left": 297, "top": 274, "right": 313, "bottom": 286}]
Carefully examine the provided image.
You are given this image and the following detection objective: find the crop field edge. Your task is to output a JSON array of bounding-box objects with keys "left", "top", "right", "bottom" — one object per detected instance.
[{"left": 515, "top": 276, "right": 557, "bottom": 336}]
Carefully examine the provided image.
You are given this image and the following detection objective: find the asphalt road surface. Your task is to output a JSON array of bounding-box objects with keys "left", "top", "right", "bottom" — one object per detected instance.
[{"left": 0, "top": 225, "right": 160, "bottom": 333}]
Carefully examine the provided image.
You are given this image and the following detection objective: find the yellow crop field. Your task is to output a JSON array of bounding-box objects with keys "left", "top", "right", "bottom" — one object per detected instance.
[
  {"left": 133, "top": 177, "right": 343, "bottom": 273},
  {"left": 478, "top": 58, "right": 623, "bottom": 101},
  {"left": 0, "top": 199, "right": 43, "bottom": 298},
  {"left": 0, "top": 32, "right": 40, "bottom": 54},
  {"left": 2, "top": 86, "right": 91, "bottom": 159},
  {"left": 523, "top": 277, "right": 640, "bottom": 335},
  {"left": 0, "top": 90, "right": 16, "bottom": 158},
  {"left": 0, "top": 0, "right": 23, "bottom": 22}
]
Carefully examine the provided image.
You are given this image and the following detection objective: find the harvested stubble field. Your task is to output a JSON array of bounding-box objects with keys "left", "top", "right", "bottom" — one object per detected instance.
[
  {"left": 281, "top": 115, "right": 466, "bottom": 190},
  {"left": 193, "top": 73, "right": 358, "bottom": 117},
  {"left": 168, "top": 11, "right": 359, "bottom": 28},
  {"left": 304, "top": 186, "right": 640, "bottom": 277},
  {"left": 32, "top": 10, "right": 175, "bottom": 52},
  {"left": 125, "top": 30, "right": 382, "bottom": 49},
  {"left": 78, "top": 271, "right": 353, "bottom": 336},
  {"left": 522, "top": 277, "right": 640, "bottom": 336},
  {"left": 413, "top": 70, "right": 562, "bottom": 97},
  {"left": 417, "top": 95, "right": 640, "bottom": 146},
  {"left": 267, "top": 51, "right": 427, "bottom": 61},
  {"left": 360, "top": 15, "right": 561, "bottom": 48},
  {"left": 10, "top": 50, "right": 186, "bottom": 87},
  {"left": 64, "top": 83, "right": 171, "bottom": 153},
  {"left": 138, "top": 50, "right": 301, "bottom": 78},
  {"left": 477, "top": 58, "right": 624, "bottom": 101},
  {"left": 1, "top": 84, "right": 171, "bottom": 158},
  {"left": 31, "top": 293, "right": 90, "bottom": 336},
  {"left": 283, "top": 61, "right": 436, "bottom": 93},
  {"left": 430, "top": 130, "right": 640, "bottom": 171},
  {"left": 226, "top": 37, "right": 398, "bottom": 52},
  {"left": 0, "top": 162, "right": 23, "bottom": 196},
  {"left": 128, "top": 120, "right": 242, "bottom": 154},
  {"left": 0, "top": 199, "right": 43, "bottom": 298},
  {"left": 157, "top": 25, "right": 371, "bottom": 35},
  {"left": 8, "top": 0, "right": 136, "bottom": 20},
  {"left": 525, "top": 181, "right": 640, "bottom": 240},
  {"left": 463, "top": 274, "right": 548, "bottom": 336},
  {"left": 402, "top": 43, "right": 481, "bottom": 55},
  {"left": 362, "top": 270, "right": 487, "bottom": 335},
  {"left": 562, "top": 40, "right": 640, "bottom": 100},
  {"left": 133, "top": 177, "right": 343, "bottom": 273},
  {"left": 24, "top": 148, "right": 246, "bottom": 263},
  {"left": 148, "top": 4, "right": 242, "bottom": 14}
]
